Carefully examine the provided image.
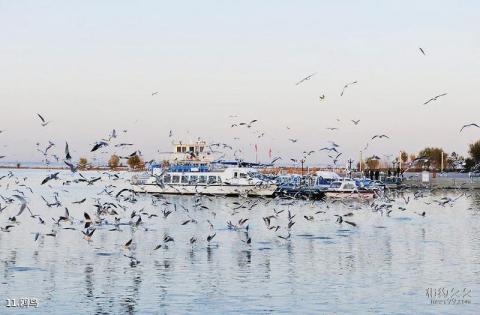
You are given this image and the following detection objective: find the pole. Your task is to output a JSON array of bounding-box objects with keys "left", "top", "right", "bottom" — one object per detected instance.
[
  {"left": 399, "top": 152, "right": 402, "bottom": 172},
  {"left": 347, "top": 158, "right": 353, "bottom": 178},
  {"left": 301, "top": 159, "right": 304, "bottom": 186},
  {"left": 360, "top": 151, "right": 363, "bottom": 172},
  {"left": 441, "top": 151, "right": 444, "bottom": 172}
]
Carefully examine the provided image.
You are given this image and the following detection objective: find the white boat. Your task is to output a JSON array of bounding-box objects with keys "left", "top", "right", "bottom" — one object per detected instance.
[
  {"left": 324, "top": 179, "right": 375, "bottom": 199},
  {"left": 312, "top": 171, "right": 343, "bottom": 190},
  {"left": 131, "top": 166, "right": 277, "bottom": 196}
]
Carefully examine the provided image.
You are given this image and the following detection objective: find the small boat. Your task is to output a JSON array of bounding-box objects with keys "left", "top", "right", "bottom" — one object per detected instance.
[
  {"left": 131, "top": 163, "right": 277, "bottom": 197},
  {"left": 313, "top": 171, "right": 343, "bottom": 190},
  {"left": 324, "top": 179, "right": 375, "bottom": 199},
  {"left": 274, "top": 174, "right": 325, "bottom": 199}
]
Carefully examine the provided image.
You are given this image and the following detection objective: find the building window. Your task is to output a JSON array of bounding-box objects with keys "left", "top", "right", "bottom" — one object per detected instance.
[
  {"left": 181, "top": 147, "right": 186, "bottom": 153},
  {"left": 189, "top": 146, "right": 194, "bottom": 152},
  {"left": 176, "top": 147, "right": 181, "bottom": 153}
]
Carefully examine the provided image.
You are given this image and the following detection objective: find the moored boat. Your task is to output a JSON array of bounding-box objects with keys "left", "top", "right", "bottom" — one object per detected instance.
[
  {"left": 131, "top": 164, "right": 277, "bottom": 196},
  {"left": 324, "top": 179, "right": 375, "bottom": 199}
]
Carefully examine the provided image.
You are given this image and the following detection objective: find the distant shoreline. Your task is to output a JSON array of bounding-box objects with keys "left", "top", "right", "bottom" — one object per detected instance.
[{"left": 0, "top": 165, "right": 131, "bottom": 171}]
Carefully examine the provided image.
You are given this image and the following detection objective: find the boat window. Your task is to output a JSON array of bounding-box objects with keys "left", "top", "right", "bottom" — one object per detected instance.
[
  {"left": 217, "top": 176, "right": 222, "bottom": 183},
  {"left": 189, "top": 175, "right": 198, "bottom": 184},
  {"left": 181, "top": 175, "right": 188, "bottom": 184},
  {"left": 234, "top": 172, "right": 238, "bottom": 178},
  {"left": 330, "top": 182, "right": 342, "bottom": 188},
  {"left": 199, "top": 175, "right": 207, "bottom": 184},
  {"left": 240, "top": 173, "right": 247, "bottom": 179},
  {"left": 208, "top": 176, "right": 217, "bottom": 184},
  {"left": 345, "top": 184, "right": 356, "bottom": 189},
  {"left": 163, "top": 174, "right": 171, "bottom": 183},
  {"left": 172, "top": 175, "right": 180, "bottom": 184}
]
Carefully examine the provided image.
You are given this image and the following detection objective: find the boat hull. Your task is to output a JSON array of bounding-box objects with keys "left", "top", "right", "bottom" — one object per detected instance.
[
  {"left": 325, "top": 191, "right": 375, "bottom": 199},
  {"left": 132, "top": 183, "right": 277, "bottom": 196}
]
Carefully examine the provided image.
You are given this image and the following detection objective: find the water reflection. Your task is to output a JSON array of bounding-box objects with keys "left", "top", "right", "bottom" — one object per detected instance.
[{"left": 0, "top": 169, "right": 479, "bottom": 314}]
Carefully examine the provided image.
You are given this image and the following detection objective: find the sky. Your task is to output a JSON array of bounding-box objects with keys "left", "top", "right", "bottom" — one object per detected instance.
[{"left": 1, "top": 0, "right": 479, "bottom": 166}]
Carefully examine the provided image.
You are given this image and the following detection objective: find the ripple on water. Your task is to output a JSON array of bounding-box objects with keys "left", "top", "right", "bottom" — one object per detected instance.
[
  {"left": 95, "top": 252, "right": 114, "bottom": 256},
  {"left": 8, "top": 266, "right": 45, "bottom": 272}
]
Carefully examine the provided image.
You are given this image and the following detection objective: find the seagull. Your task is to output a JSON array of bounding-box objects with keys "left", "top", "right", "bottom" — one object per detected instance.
[
  {"left": 65, "top": 142, "right": 71, "bottom": 160},
  {"left": 295, "top": 72, "right": 317, "bottom": 86},
  {"left": 424, "top": 93, "right": 447, "bottom": 105},
  {"left": 91, "top": 141, "right": 108, "bottom": 152},
  {"left": 12, "top": 195, "right": 27, "bottom": 217},
  {"left": 41, "top": 172, "right": 59, "bottom": 185},
  {"left": 351, "top": 120, "right": 360, "bottom": 125},
  {"left": 319, "top": 94, "right": 325, "bottom": 101},
  {"left": 460, "top": 123, "right": 480, "bottom": 132},
  {"left": 288, "top": 138, "right": 298, "bottom": 143},
  {"left": 340, "top": 81, "right": 358, "bottom": 96},
  {"left": 64, "top": 161, "right": 78, "bottom": 173},
  {"left": 419, "top": 47, "right": 426, "bottom": 55},
  {"left": 152, "top": 91, "right": 159, "bottom": 96},
  {"left": 371, "top": 134, "right": 390, "bottom": 140},
  {"left": 36, "top": 113, "right": 50, "bottom": 127}
]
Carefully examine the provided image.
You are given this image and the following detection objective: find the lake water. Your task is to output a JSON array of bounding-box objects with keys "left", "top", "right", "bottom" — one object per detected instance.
[{"left": 0, "top": 169, "right": 479, "bottom": 314}]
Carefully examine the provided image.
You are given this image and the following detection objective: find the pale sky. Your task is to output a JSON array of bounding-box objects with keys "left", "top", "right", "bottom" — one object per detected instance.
[{"left": 1, "top": 1, "right": 479, "bottom": 166}]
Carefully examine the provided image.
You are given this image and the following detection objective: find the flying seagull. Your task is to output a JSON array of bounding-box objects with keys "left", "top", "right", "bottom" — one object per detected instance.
[
  {"left": 91, "top": 141, "right": 108, "bottom": 152},
  {"left": 371, "top": 134, "right": 390, "bottom": 140},
  {"left": 340, "top": 81, "right": 358, "bottom": 96},
  {"left": 41, "top": 172, "right": 59, "bottom": 185},
  {"left": 460, "top": 123, "right": 480, "bottom": 132},
  {"left": 424, "top": 93, "right": 447, "bottom": 105},
  {"left": 152, "top": 91, "right": 159, "bottom": 96},
  {"left": 351, "top": 120, "right": 360, "bottom": 125},
  {"left": 36, "top": 113, "right": 50, "bottom": 127},
  {"left": 295, "top": 72, "right": 317, "bottom": 86},
  {"left": 65, "top": 142, "right": 71, "bottom": 160},
  {"left": 419, "top": 47, "right": 426, "bottom": 55}
]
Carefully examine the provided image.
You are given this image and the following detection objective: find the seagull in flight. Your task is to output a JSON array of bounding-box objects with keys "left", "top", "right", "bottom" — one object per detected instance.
[
  {"left": 295, "top": 72, "right": 317, "bottom": 86},
  {"left": 351, "top": 119, "right": 360, "bottom": 125},
  {"left": 460, "top": 123, "right": 480, "bottom": 132},
  {"left": 36, "top": 113, "right": 50, "bottom": 127},
  {"left": 424, "top": 93, "right": 447, "bottom": 105},
  {"left": 91, "top": 141, "right": 108, "bottom": 152},
  {"left": 152, "top": 91, "right": 159, "bottom": 96},
  {"left": 371, "top": 134, "right": 390, "bottom": 140},
  {"left": 340, "top": 81, "right": 358, "bottom": 96},
  {"left": 419, "top": 47, "right": 426, "bottom": 55},
  {"left": 319, "top": 94, "right": 325, "bottom": 101}
]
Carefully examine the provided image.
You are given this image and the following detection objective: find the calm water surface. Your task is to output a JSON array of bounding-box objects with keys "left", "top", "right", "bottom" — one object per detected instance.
[{"left": 0, "top": 169, "right": 479, "bottom": 314}]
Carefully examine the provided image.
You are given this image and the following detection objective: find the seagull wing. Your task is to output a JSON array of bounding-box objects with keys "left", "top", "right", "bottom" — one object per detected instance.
[{"left": 37, "top": 113, "right": 45, "bottom": 123}]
